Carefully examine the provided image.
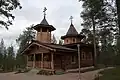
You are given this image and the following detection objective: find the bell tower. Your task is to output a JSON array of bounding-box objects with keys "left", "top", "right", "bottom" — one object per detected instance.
[
  {"left": 61, "top": 16, "right": 84, "bottom": 44},
  {"left": 33, "top": 7, "right": 56, "bottom": 43}
]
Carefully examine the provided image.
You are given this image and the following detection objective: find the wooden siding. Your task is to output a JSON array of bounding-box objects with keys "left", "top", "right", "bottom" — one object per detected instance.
[{"left": 27, "top": 61, "right": 52, "bottom": 69}]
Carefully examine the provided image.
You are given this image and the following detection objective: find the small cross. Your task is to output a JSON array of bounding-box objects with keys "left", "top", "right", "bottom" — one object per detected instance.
[
  {"left": 70, "top": 16, "right": 73, "bottom": 24},
  {"left": 43, "top": 7, "right": 47, "bottom": 18}
]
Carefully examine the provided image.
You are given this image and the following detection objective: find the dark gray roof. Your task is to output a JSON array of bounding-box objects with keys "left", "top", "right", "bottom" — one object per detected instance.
[
  {"left": 40, "top": 17, "right": 49, "bottom": 25},
  {"left": 33, "top": 17, "right": 56, "bottom": 31},
  {"left": 22, "top": 40, "right": 77, "bottom": 54},
  {"left": 66, "top": 23, "right": 78, "bottom": 35}
]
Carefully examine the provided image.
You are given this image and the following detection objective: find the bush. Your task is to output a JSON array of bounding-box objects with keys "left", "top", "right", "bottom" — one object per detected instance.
[{"left": 37, "top": 70, "right": 54, "bottom": 75}]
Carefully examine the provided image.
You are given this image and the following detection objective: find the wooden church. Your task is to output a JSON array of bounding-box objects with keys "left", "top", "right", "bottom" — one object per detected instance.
[{"left": 22, "top": 8, "right": 95, "bottom": 71}]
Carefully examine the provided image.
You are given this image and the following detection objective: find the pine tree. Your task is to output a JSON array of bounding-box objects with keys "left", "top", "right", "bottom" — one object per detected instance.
[
  {"left": 5, "top": 45, "right": 15, "bottom": 71},
  {"left": 80, "top": 0, "right": 117, "bottom": 65},
  {"left": 0, "top": 0, "right": 22, "bottom": 29},
  {"left": 0, "top": 39, "right": 7, "bottom": 69},
  {"left": 16, "top": 25, "right": 35, "bottom": 68},
  {"left": 58, "top": 39, "right": 63, "bottom": 45},
  {"left": 51, "top": 34, "right": 57, "bottom": 44}
]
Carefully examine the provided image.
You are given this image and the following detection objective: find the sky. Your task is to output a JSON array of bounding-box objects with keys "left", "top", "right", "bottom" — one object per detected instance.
[{"left": 0, "top": 0, "right": 83, "bottom": 48}]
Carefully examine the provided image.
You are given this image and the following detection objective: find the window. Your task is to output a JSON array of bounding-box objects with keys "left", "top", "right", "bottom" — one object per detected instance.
[
  {"left": 88, "top": 52, "right": 92, "bottom": 60},
  {"left": 71, "top": 56, "right": 76, "bottom": 63},
  {"left": 35, "top": 54, "right": 41, "bottom": 61},
  {"left": 28, "top": 55, "right": 33, "bottom": 61},
  {"left": 66, "top": 39, "right": 68, "bottom": 43},
  {"left": 81, "top": 52, "right": 86, "bottom": 60},
  {"left": 44, "top": 54, "right": 51, "bottom": 61},
  {"left": 73, "top": 38, "right": 75, "bottom": 43}
]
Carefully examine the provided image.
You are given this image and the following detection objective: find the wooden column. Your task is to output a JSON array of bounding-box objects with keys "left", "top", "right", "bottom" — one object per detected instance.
[
  {"left": 41, "top": 53, "right": 43, "bottom": 69},
  {"left": 51, "top": 53, "right": 54, "bottom": 69},
  {"left": 26, "top": 55, "right": 28, "bottom": 68},
  {"left": 33, "top": 54, "right": 36, "bottom": 68},
  {"left": 47, "top": 29, "right": 49, "bottom": 42},
  {"left": 50, "top": 31, "right": 51, "bottom": 43},
  {"left": 40, "top": 28, "right": 42, "bottom": 41}
]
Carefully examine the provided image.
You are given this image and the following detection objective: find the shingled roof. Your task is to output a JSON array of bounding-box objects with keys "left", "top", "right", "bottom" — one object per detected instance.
[
  {"left": 22, "top": 40, "right": 77, "bottom": 54},
  {"left": 40, "top": 17, "right": 49, "bottom": 25},
  {"left": 33, "top": 17, "right": 56, "bottom": 31},
  {"left": 66, "top": 23, "right": 78, "bottom": 35},
  {"left": 61, "top": 23, "right": 79, "bottom": 39}
]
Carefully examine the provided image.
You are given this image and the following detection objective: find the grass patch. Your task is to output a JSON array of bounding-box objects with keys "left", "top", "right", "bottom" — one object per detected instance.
[{"left": 98, "top": 67, "right": 120, "bottom": 80}]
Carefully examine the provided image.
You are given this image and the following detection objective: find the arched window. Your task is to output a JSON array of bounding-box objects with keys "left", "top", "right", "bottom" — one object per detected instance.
[
  {"left": 66, "top": 39, "right": 68, "bottom": 43},
  {"left": 73, "top": 38, "right": 75, "bottom": 43}
]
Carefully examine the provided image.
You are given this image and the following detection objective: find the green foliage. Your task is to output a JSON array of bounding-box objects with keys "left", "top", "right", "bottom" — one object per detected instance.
[
  {"left": 115, "top": 0, "right": 120, "bottom": 34},
  {"left": 58, "top": 39, "right": 63, "bottom": 45},
  {"left": 51, "top": 34, "right": 57, "bottom": 44},
  {"left": 80, "top": 0, "right": 118, "bottom": 65},
  {"left": 0, "top": 39, "right": 15, "bottom": 71},
  {"left": 37, "top": 70, "right": 54, "bottom": 75},
  {"left": 0, "top": 0, "right": 22, "bottom": 29},
  {"left": 16, "top": 25, "right": 35, "bottom": 68}
]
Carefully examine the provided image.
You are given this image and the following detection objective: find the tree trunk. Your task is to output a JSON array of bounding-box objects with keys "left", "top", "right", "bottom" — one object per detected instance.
[
  {"left": 116, "top": 0, "right": 120, "bottom": 34},
  {"left": 91, "top": 14, "right": 97, "bottom": 67}
]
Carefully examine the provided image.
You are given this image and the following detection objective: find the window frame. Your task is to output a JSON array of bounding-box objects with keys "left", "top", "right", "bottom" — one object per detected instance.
[{"left": 71, "top": 55, "right": 76, "bottom": 64}]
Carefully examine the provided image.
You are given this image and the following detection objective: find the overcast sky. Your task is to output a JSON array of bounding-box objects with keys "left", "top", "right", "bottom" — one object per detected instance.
[{"left": 0, "top": 0, "right": 83, "bottom": 48}]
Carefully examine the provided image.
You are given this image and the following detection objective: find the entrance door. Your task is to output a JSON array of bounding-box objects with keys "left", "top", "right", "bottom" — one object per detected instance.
[{"left": 54, "top": 54, "right": 62, "bottom": 69}]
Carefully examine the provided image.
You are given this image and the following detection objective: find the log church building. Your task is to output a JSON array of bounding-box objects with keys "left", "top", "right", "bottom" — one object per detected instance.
[{"left": 22, "top": 7, "right": 95, "bottom": 72}]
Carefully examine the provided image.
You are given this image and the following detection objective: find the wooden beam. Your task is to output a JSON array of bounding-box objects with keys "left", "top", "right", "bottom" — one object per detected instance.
[
  {"left": 26, "top": 55, "right": 28, "bottom": 68},
  {"left": 22, "top": 41, "right": 55, "bottom": 54},
  {"left": 41, "top": 53, "right": 43, "bottom": 69},
  {"left": 33, "top": 54, "right": 35, "bottom": 68},
  {"left": 47, "top": 29, "right": 49, "bottom": 42},
  {"left": 33, "top": 43, "right": 54, "bottom": 51},
  {"left": 51, "top": 53, "right": 54, "bottom": 69},
  {"left": 40, "top": 28, "right": 42, "bottom": 41}
]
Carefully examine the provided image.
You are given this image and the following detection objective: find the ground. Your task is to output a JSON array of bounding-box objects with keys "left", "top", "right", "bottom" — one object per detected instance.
[
  {"left": 99, "top": 67, "right": 120, "bottom": 80},
  {"left": 0, "top": 67, "right": 113, "bottom": 80}
]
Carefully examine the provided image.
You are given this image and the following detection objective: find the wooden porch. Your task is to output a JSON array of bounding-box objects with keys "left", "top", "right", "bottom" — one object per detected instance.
[{"left": 27, "top": 53, "right": 54, "bottom": 70}]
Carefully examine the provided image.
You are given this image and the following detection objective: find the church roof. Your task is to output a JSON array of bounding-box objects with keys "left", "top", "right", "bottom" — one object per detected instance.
[
  {"left": 61, "top": 23, "right": 80, "bottom": 39},
  {"left": 40, "top": 17, "right": 49, "bottom": 25},
  {"left": 66, "top": 23, "right": 78, "bottom": 35},
  {"left": 33, "top": 17, "right": 56, "bottom": 31},
  {"left": 21, "top": 40, "right": 77, "bottom": 54},
  {"left": 33, "top": 7, "right": 56, "bottom": 31}
]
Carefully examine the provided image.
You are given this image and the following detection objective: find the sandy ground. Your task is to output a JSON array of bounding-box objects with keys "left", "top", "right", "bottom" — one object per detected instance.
[{"left": 0, "top": 67, "right": 113, "bottom": 80}]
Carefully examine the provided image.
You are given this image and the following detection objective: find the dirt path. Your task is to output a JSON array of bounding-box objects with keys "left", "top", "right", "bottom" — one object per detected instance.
[{"left": 0, "top": 67, "right": 113, "bottom": 80}]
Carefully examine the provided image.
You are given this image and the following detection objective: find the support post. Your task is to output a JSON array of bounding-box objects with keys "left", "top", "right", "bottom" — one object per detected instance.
[
  {"left": 26, "top": 55, "right": 28, "bottom": 68},
  {"left": 41, "top": 53, "right": 43, "bottom": 69},
  {"left": 91, "top": 12, "right": 97, "bottom": 67},
  {"left": 77, "top": 44, "right": 81, "bottom": 80},
  {"left": 51, "top": 53, "right": 54, "bottom": 69},
  {"left": 47, "top": 29, "right": 49, "bottom": 42},
  {"left": 33, "top": 54, "right": 35, "bottom": 68},
  {"left": 50, "top": 31, "right": 51, "bottom": 42},
  {"left": 40, "top": 28, "right": 42, "bottom": 41}
]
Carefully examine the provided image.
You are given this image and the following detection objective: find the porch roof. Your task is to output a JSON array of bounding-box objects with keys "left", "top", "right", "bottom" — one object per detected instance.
[{"left": 22, "top": 40, "right": 77, "bottom": 54}]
